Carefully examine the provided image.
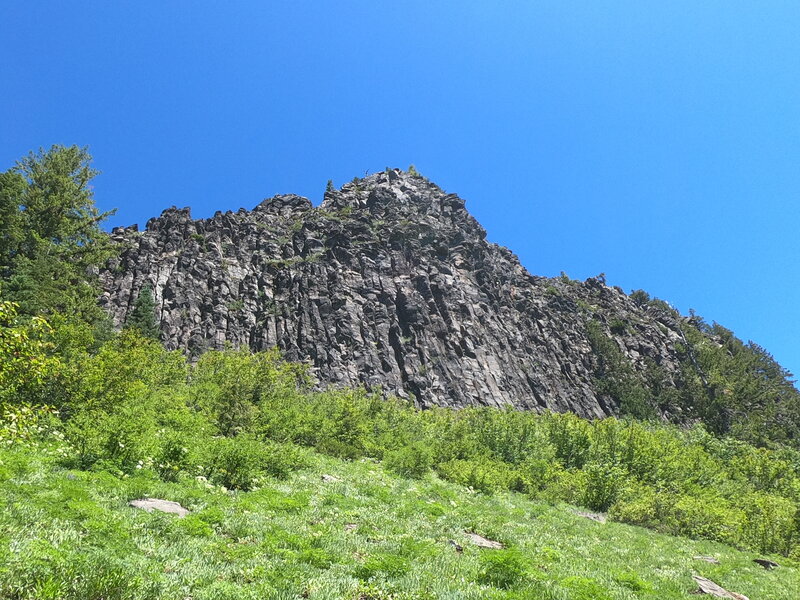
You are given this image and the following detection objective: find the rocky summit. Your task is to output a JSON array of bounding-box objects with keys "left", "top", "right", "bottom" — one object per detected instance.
[{"left": 100, "top": 169, "right": 689, "bottom": 417}]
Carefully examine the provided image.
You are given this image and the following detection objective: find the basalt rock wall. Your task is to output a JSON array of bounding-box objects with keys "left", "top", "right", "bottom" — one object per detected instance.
[{"left": 100, "top": 170, "right": 688, "bottom": 417}]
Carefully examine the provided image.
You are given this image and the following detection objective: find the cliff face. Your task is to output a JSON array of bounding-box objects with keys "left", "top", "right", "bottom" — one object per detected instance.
[{"left": 100, "top": 169, "right": 688, "bottom": 417}]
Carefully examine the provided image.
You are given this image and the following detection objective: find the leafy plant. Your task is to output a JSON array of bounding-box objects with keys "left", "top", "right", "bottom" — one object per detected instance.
[
  {"left": 0, "top": 300, "right": 60, "bottom": 404},
  {"left": 477, "top": 548, "right": 529, "bottom": 589},
  {"left": 384, "top": 442, "right": 434, "bottom": 479}
]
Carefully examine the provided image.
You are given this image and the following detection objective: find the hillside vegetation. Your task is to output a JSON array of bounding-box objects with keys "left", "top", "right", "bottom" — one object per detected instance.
[
  {"left": 2, "top": 439, "right": 799, "bottom": 599},
  {"left": 3, "top": 307, "right": 800, "bottom": 558},
  {"left": 1, "top": 145, "right": 800, "bottom": 598}
]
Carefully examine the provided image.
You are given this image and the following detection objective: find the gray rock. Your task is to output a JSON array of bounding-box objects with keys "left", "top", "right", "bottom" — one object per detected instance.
[
  {"left": 692, "top": 575, "right": 749, "bottom": 600},
  {"left": 100, "top": 170, "right": 689, "bottom": 417},
  {"left": 129, "top": 498, "right": 190, "bottom": 517},
  {"left": 573, "top": 509, "right": 607, "bottom": 523},
  {"left": 448, "top": 539, "right": 464, "bottom": 553},
  {"left": 752, "top": 558, "right": 778, "bottom": 569},
  {"left": 464, "top": 531, "right": 503, "bottom": 549}
]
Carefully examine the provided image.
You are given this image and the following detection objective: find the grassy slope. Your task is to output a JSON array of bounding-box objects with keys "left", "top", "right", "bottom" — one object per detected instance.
[{"left": 0, "top": 446, "right": 797, "bottom": 600}]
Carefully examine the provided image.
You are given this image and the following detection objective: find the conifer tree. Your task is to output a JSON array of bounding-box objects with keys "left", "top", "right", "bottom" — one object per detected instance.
[
  {"left": 0, "top": 145, "right": 116, "bottom": 325},
  {"left": 126, "top": 285, "right": 160, "bottom": 340}
]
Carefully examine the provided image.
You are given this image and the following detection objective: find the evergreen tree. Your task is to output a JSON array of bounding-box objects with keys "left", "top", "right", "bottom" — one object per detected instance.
[
  {"left": 126, "top": 285, "right": 160, "bottom": 340},
  {"left": 0, "top": 145, "right": 116, "bottom": 325}
]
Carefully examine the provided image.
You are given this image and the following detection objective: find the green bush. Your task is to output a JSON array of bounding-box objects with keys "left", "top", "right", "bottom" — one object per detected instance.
[
  {"left": 581, "top": 462, "right": 628, "bottom": 512},
  {"left": 354, "top": 553, "right": 410, "bottom": 580},
  {"left": 384, "top": 442, "right": 434, "bottom": 478},
  {"left": 192, "top": 348, "right": 309, "bottom": 437},
  {"left": 204, "top": 436, "right": 267, "bottom": 490},
  {"left": 64, "top": 398, "right": 159, "bottom": 473},
  {"left": 608, "top": 483, "right": 664, "bottom": 528},
  {"left": 609, "top": 318, "right": 627, "bottom": 335},
  {"left": 436, "top": 457, "right": 517, "bottom": 493},
  {"left": 203, "top": 436, "right": 304, "bottom": 491},
  {"left": 669, "top": 493, "right": 743, "bottom": 544},
  {"left": 560, "top": 576, "right": 613, "bottom": 600},
  {"left": 155, "top": 431, "right": 196, "bottom": 482},
  {"left": 0, "top": 402, "right": 59, "bottom": 447},
  {"left": 544, "top": 412, "right": 591, "bottom": 469},
  {"left": 477, "top": 548, "right": 530, "bottom": 589},
  {"left": 540, "top": 468, "right": 586, "bottom": 505},
  {"left": 510, "top": 457, "right": 562, "bottom": 494},
  {"left": 0, "top": 300, "right": 61, "bottom": 405},
  {"left": 629, "top": 289, "right": 651, "bottom": 307},
  {"left": 738, "top": 492, "right": 798, "bottom": 554},
  {"left": 314, "top": 395, "right": 372, "bottom": 459}
]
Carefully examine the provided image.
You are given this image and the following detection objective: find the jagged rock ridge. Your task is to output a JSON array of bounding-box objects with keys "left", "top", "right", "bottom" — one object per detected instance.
[{"left": 100, "top": 169, "right": 688, "bottom": 417}]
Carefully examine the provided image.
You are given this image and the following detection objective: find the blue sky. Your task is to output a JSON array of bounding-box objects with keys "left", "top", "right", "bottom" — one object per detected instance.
[{"left": 2, "top": 2, "right": 799, "bottom": 377}]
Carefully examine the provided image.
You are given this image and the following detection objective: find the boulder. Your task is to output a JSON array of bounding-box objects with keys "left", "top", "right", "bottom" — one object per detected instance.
[{"left": 129, "top": 498, "right": 190, "bottom": 517}]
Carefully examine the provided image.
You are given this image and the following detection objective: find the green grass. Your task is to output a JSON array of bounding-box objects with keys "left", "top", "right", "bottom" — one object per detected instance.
[{"left": 1, "top": 445, "right": 797, "bottom": 599}]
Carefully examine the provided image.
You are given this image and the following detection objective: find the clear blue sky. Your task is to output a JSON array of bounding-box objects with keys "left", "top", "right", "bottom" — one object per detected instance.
[{"left": 2, "top": 2, "right": 799, "bottom": 377}]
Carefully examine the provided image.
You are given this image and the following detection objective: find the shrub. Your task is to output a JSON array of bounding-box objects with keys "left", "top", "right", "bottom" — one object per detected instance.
[
  {"left": 513, "top": 457, "right": 562, "bottom": 495},
  {"left": 544, "top": 413, "right": 592, "bottom": 469},
  {"left": 204, "top": 437, "right": 267, "bottom": 490},
  {"left": 669, "top": 493, "right": 743, "bottom": 544},
  {"left": 0, "top": 402, "right": 59, "bottom": 447},
  {"left": 730, "top": 447, "right": 794, "bottom": 493},
  {"left": 609, "top": 318, "right": 627, "bottom": 335},
  {"left": 789, "top": 544, "right": 800, "bottom": 563},
  {"left": 540, "top": 468, "right": 586, "bottom": 505},
  {"left": 57, "top": 329, "right": 186, "bottom": 417},
  {"left": 0, "top": 300, "right": 60, "bottom": 405},
  {"left": 468, "top": 407, "right": 553, "bottom": 465},
  {"left": 629, "top": 289, "right": 651, "bottom": 307},
  {"left": 155, "top": 431, "right": 196, "bottom": 481},
  {"left": 63, "top": 397, "right": 159, "bottom": 473},
  {"left": 738, "top": 492, "right": 798, "bottom": 554},
  {"left": 314, "top": 393, "right": 372, "bottom": 459},
  {"left": 477, "top": 548, "right": 530, "bottom": 589},
  {"left": 581, "top": 462, "right": 628, "bottom": 512},
  {"left": 436, "top": 457, "right": 517, "bottom": 493},
  {"left": 355, "top": 553, "right": 410, "bottom": 580},
  {"left": 3, "top": 307, "right": 799, "bottom": 558},
  {"left": 151, "top": 397, "right": 213, "bottom": 480},
  {"left": 203, "top": 437, "right": 304, "bottom": 490},
  {"left": 608, "top": 483, "right": 664, "bottom": 528},
  {"left": 612, "top": 570, "right": 652, "bottom": 592},
  {"left": 192, "top": 348, "right": 308, "bottom": 437},
  {"left": 560, "top": 576, "right": 613, "bottom": 600},
  {"left": 384, "top": 442, "right": 434, "bottom": 478}
]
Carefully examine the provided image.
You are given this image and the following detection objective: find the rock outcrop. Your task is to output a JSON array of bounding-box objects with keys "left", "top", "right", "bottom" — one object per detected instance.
[{"left": 100, "top": 169, "right": 689, "bottom": 417}]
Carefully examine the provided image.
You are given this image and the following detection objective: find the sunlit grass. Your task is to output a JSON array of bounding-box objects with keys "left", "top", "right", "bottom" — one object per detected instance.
[{"left": 0, "top": 446, "right": 797, "bottom": 599}]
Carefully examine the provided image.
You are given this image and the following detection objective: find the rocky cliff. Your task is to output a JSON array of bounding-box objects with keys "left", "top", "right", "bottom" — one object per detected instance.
[{"left": 100, "top": 169, "right": 691, "bottom": 418}]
